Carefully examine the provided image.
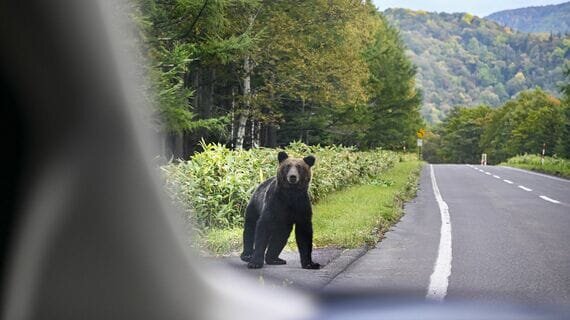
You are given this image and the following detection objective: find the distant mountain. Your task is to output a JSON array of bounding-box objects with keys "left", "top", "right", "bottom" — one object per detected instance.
[
  {"left": 486, "top": 2, "right": 570, "bottom": 34},
  {"left": 383, "top": 8, "right": 569, "bottom": 123}
]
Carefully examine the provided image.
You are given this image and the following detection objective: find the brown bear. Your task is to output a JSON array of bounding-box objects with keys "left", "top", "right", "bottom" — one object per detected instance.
[{"left": 240, "top": 151, "right": 320, "bottom": 269}]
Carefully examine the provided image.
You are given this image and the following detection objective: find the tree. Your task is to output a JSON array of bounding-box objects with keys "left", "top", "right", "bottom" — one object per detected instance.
[
  {"left": 137, "top": 0, "right": 260, "bottom": 158},
  {"left": 481, "top": 88, "right": 563, "bottom": 163},
  {"left": 362, "top": 16, "right": 423, "bottom": 150},
  {"left": 555, "top": 65, "right": 570, "bottom": 158},
  {"left": 252, "top": 0, "right": 378, "bottom": 147},
  {"left": 134, "top": 0, "right": 426, "bottom": 155},
  {"left": 436, "top": 106, "right": 494, "bottom": 163}
]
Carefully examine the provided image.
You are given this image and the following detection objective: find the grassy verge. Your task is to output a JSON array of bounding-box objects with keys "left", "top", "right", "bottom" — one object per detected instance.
[
  {"left": 203, "top": 159, "right": 424, "bottom": 255},
  {"left": 502, "top": 155, "right": 570, "bottom": 179},
  {"left": 310, "top": 159, "right": 423, "bottom": 248}
]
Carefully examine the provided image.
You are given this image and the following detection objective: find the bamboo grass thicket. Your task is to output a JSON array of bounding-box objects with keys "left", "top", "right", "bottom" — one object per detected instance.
[{"left": 162, "top": 142, "right": 399, "bottom": 229}]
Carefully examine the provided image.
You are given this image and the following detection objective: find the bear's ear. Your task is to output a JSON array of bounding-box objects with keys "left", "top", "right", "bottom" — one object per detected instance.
[
  {"left": 278, "top": 151, "right": 289, "bottom": 163},
  {"left": 303, "top": 155, "right": 316, "bottom": 167}
]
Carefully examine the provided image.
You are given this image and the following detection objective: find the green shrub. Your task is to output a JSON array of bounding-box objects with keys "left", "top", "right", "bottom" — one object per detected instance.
[
  {"left": 162, "top": 142, "right": 399, "bottom": 229},
  {"left": 503, "top": 154, "right": 570, "bottom": 178}
]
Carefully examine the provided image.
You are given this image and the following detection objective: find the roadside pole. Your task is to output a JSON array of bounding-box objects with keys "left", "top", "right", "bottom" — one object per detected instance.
[
  {"left": 417, "top": 128, "right": 425, "bottom": 161},
  {"left": 417, "top": 139, "right": 422, "bottom": 160},
  {"left": 481, "top": 153, "right": 487, "bottom": 166},
  {"left": 541, "top": 143, "right": 546, "bottom": 166}
]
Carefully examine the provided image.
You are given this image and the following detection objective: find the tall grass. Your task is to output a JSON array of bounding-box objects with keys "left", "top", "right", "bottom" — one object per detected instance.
[
  {"left": 161, "top": 142, "right": 399, "bottom": 229},
  {"left": 503, "top": 154, "right": 570, "bottom": 178}
]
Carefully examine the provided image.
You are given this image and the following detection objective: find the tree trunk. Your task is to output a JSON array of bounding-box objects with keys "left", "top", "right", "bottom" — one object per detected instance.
[
  {"left": 236, "top": 114, "right": 248, "bottom": 149},
  {"left": 236, "top": 56, "right": 251, "bottom": 150},
  {"left": 251, "top": 120, "right": 260, "bottom": 148},
  {"left": 300, "top": 97, "right": 305, "bottom": 141},
  {"left": 230, "top": 87, "right": 236, "bottom": 148},
  {"left": 183, "top": 66, "right": 216, "bottom": 158},
  {"left": 265, "top": 124, "right": 277, "bottom": 147},
  {"left": 193, "top": 66, "right": 215, "bottom": 119},
  {"left": 172, "top": 132, "right": 184, "bottom": 160}
]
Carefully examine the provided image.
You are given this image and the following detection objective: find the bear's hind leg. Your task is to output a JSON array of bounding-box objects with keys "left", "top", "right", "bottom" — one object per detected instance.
[
  {"left": 265, "top": 223, "right": 293, "bottom": 265},
  {"left": 240, "top": 203, "right": 258, "bottom": 263},
  {"left": 247, "top": 219, "right": 273, "bottom": 269}
]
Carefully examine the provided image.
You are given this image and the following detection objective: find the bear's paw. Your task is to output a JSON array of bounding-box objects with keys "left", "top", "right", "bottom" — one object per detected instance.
[
  {"left": 240, "top": 253, "right": 252, "bottom": 262},
  {"left": 247, "top": 261, "right": 264, "bottom": 269},
  {"left": 302, "top": 262, "right": 321, "bottom": 270},
  {"left": 265, "top": 257, "right": 287, "bottom": 265}
]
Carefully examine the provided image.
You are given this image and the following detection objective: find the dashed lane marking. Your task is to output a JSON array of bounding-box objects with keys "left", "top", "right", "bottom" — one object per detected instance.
[{"left": 539, "top": 196, "right": 561, "bottom": 204}]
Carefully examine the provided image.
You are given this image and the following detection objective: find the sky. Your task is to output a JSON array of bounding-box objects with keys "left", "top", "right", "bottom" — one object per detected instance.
[{"left": 372, "top": 0, "right": 569, "bottom": 17}]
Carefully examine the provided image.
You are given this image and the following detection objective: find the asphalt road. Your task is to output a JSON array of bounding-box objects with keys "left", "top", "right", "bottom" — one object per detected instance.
[{"left": 326, "top": 164, "right": 570, "bottom": 306}]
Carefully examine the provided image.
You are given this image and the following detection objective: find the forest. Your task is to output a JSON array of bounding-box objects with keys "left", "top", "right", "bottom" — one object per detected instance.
[
  {"left": 135, "top": 0, "right": 423, "bottom": 160},
  {"left": 423, "top": 79, "right": 570, "bottom": 165},
  {"left": 384, "top": 8, "right": 569, "bottom": 123},
  {"left": 486, "top": 1, "right": 570, "bottom": 34}
]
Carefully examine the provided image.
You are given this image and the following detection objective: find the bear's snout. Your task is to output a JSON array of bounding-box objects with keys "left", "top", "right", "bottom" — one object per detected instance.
[
  {"left": 286, "top": 166, "right": 300, "bottom": 184},
  {"left": 288, "top": 175, "right": 298, "bottom": 183}
]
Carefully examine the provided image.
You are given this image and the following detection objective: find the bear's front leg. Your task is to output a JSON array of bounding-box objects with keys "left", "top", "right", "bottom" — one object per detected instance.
[
  {"left": 295, "top": 220, "right": 321, "bottom": 270},
  {"left": 248, "top": 220, "right": 272, "bottom": 269},
  {"left": 265, "top": 223, "right": 293, "bottom": 265}
]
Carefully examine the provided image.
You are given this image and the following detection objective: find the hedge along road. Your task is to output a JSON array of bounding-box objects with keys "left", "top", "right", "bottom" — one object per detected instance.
[{"left": 325, "top": 164, "right": 570, "bottom": 306}]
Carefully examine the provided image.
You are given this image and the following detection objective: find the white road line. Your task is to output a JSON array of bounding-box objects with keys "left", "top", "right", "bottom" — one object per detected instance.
[
  {"left": 493, "top": 175, "right": 501, "bottom": 179},
  {"left": 503, "top": 179, "right": 513, "bottom": 184},
  {"left": 485, "top": 172, "right": 492, "bottom": 175},
  {"left": 500, "top": 166, "right": 570, "bottom": 183},
  {"left": 518, "top": 185, "right": 532, "bottom": 192},
  {"left": 539, "top": 196, "right": 561, "bottom": 204},
  {"left": 427, "top": 165, "right": 452, "bottom": 302},
  {"left": 478, "top": 169, "right": 485, "bottom": 172}
]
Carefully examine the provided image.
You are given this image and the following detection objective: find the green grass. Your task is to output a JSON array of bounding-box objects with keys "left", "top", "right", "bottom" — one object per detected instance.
[
  {"left": 502, "top": 155, "right": 570, "bottom": 179},
  {"left": 203, "top": 159, "right": 424, "bottom": 255},
  {"left": 310, "top": 160, "right": 423, "bottom": 248}
]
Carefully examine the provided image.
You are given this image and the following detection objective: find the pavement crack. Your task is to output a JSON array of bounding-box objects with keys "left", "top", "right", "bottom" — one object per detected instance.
[{"left": 320, "top": 246, "right": 369, "bottom": 289}]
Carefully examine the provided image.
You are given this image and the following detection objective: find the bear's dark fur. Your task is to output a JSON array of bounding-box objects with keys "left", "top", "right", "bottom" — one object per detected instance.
[{"left": 240, "top": 151, "right": 321, "bottom": 269}]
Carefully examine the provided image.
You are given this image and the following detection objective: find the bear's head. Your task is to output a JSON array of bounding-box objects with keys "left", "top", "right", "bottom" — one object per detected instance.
[{"left": 276, "top": 151, "right": 315, "bottom": 189}]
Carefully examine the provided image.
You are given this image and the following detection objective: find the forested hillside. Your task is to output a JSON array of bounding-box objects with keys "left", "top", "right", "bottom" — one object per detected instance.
[
  {"left": 135, "top": 0, "right": 422, "bottom": 159},
  {"left": 384, "top": 8, "right": 569, "bottom": 123},
  {"left": 486, "top": 2, "right": 570, "bottom": 34}
]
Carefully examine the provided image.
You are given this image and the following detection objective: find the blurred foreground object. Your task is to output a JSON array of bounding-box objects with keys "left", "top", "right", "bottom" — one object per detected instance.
[{"left": 0, "top": 1, "right": 312, "bottom": 319}]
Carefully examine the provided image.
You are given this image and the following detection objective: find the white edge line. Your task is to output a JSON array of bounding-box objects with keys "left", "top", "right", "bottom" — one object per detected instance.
[
  {"left": 539, "top": 195, "right": 561, "bottom": 204},
  {"left": 426, "top": 165, "right": 452, "bottom": 302},
  {"left": 503, "top": 179, "right": 513, "bottom": 184},
  {"left": 518, "top": 185, "right": 532, "bottom": 192},
  {"left": 500, "top": 166, "right": 570, "bottom": 183},
  {"left": 493, "top": 175, "right": 500, "bottom": 179},
  {"left": 485, "top": 172, "right": 492, "bottom": 175}
]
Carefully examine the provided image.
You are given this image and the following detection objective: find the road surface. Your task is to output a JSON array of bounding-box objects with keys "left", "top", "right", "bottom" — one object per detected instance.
[
  {"left": 326, "top": 164, "right": 570, "bottom": 306},
  {"left": 215, "top": 164, "right": 570, "bottom": 307}
]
